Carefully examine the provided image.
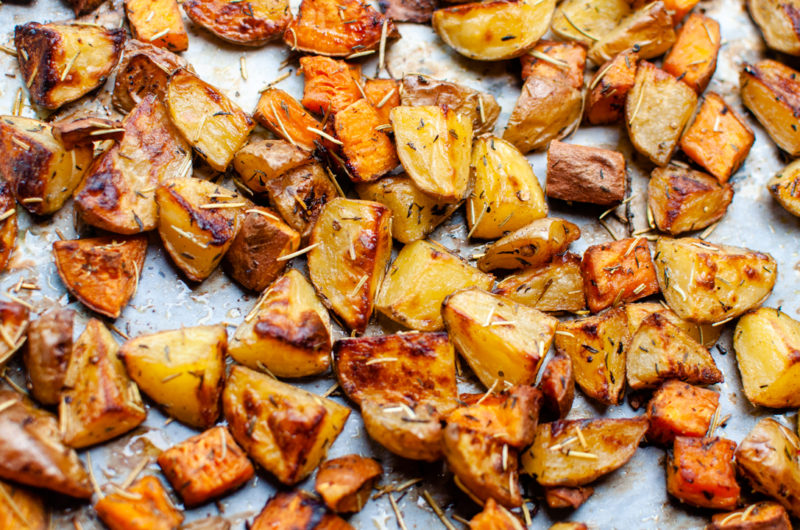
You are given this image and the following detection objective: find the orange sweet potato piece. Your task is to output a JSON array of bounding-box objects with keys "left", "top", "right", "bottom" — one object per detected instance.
[
  {"left": 709, "top": 502, "right": 792, "bottom": 530},
  {"left": 451, "top": 386, "right": 542, "bottom": 448},
  {"left": 0, "top": 180, "right": 16, "bottom": 274},
  {"left": 254, "top": 88, "right": 322, "bottom": 151},
  {"left": 125, "top": 0, "right": 189, "bottom": 52},
  {"left": 664, "top": 0, "right": 700, "bottom": 24},
  {"left": 667, "top": 437, "right": 740, "bottom": 510},
  {"left": 315, "top": 455, "right": 382, "bottom": 513},
  {"left": 539, "top": 353, "right": 574, "bottom": 420},
  {"left": 585, "top": 49, "right": 638, "bottom": 125},
  {"left": 364, "top": 78, "right": 400, "bottom": 125},
  {"left": 300, "top": 56, "right": 364, "bottom": 115},
  {"left": 663, "top": 14, "right": 721, "bottom": 94},
  {"left": 95, "top": 475, "right": 184, "bottom": 530},
  {"left": 0, "top": 480, "right": 47, "bottom": 529},
  {"left": 469, "top": 498, "right": 525, "bottom": 530},
  {"left": 521, "top": 41, "right": 587, "bottom": 90},
  {"left": 646, "top": 380, "right": 719, "bottom": 445},
  {"left": 545, "top": 486, "right": 594, "bottom": 509},
  {"left": 680, "top": 92, "right": 755, "bottom": 183},
  {"left": 333, "top": 99, "right": 398, "bottom": 182},
  {"left": 251, "top": 491, "right": 353, "bottom": 530}
]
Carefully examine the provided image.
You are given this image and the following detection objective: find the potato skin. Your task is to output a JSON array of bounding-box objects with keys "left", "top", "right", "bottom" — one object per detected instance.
[
  {"left": 183, "top": 0, "right": 290, "bottom": 46},
  {"left": 585, "top": 50, "right": 638, "bottom": 125},
  {"left": 379, "top": 0, "right": 435, "bottom": 23},
  {"left": 662, "top": 13, "right": 720, "bottom": 94},
  {"left": 767, "top": 158, "right": 800, "bottom": 217},
  {"left": 315, "top": 455, "right": 382, "bottom": 513},
  {"left": 647, "top": 381, "right": 718, "bottom": 445},
  {"left": 493, "top": 253, "right": 586, "bottom": 312},
  {"left": 587, "top": 1, "right": 675, "bottom": 64},
  {"left": 545, "top": 486, "right": 594, "bottom": 509},
  {"left": 113, "top": 39, "right": 189, "bottom": 112},
  {"left": 546, "top": 140, "right": 627, "bottom": 206},
  {"left": 538, "top": 354, "right": 575, "bottom": 420},
  {"left": 251, "top": 491, "right": 353, "bottom": 530},
  {"left": 24, "top": 308, "right": 74, "bottom": 406},
  {"left": 667, "top": 437, "right": 739, "bottom": 510},
  {"left": 708, "top": 502, "right": 792, "bottom": 530},
  {"left": 748, "top": 0, "right": 800, "bottom": 55},
  {"left": 478, "top": 218, "right": 580, "bottom": 272},
  {"left": 52, "top": 117, "right": 124, "bottom": 150},
  {"left": 94, "top": 475, "right": 185, "bottom": 530},
  {"left": 740, "top": 60, "right": 800, "bottom": 156}
]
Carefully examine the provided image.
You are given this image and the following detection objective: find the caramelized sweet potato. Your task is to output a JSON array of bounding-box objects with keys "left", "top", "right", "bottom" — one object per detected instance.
[
  {"left": 113, "top": 40, "right": 189, "bottom": 112},
  {"left": 585, "top": 49, "right": 639, "bottom": 125},
  {"left": 493, "top": 253, "right": 586, "bottom": 313},
  {"left": 469, "top": 498, "right": 524, "bottom": 529},
  {"left": 521, "top": 41, "right": 586, "bottom": 90},
  {"left": 251, "top": 491, "right": 353, "bottom": 530},
  {"left": 300, "top": 56, "right": 363, "bottom": 115},
  {"left": 95, "top": 476, "right": 184, "bottom": 530},
  {"left": 315, "top": 455, "right": 382, "bottom": 513},
  {"left": 125, "top": 0, "right": 188, "bottom": 52},
  {"left": 546, "top": 140, "right": 627, "bottom": 206},
  {"left": 254, "top": 88, "right": 323, "bottom": 152},
  {"left": 0, "top": 181, "right": 15, "bottom": 274},
  {"left": 364, "top": 78, "right": 400, "bottom": 125},
  {"left": 545, "top": 486, "right": 594, "bottom": 509},
  {"left": 539, "top": 354, "right": 575, "bottom": 420},
  {"left": 740, "top": 60, "right": 800, "bottom": 156},
  {"left": 0, "top": 301, "right": 28, "bottom": 367},
  {"left": 0, "top": 480, "right": 47, "bottom": 530},
  {"left": 709, "top": 502, "right": 792, "bottom": 530},
  {"left": 334, "top": 99, "right": 398, "bottom": 182},
  {"left": 183, "top": 0, "right": 290, "bottom": 46},
  {"left": 449, "top": 386, "right": 542, "bottom": 448},
  {"left": 667, "top": 437, "right": 739, "bottom": 510},
  {"left": 24, "top": 309, "right": 73, "bottom": 406},
  {"left": 646, "top": 380, "right": 719, "bottom": 445},
  {"left": 662, "top": 14, "right": 720, "bottom": 94}
]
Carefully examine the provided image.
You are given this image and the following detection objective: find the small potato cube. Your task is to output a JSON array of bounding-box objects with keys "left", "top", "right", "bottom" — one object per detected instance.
[
  {"left": 450, "top": 385, "right": 542, "bottom": 448},
  {"left": 167, "top": 69, "right": 254, "bottom": 172},
  {"left": 223, "top": 365, "right": 350, "bottom": 485},
  {"left": 376, "top": 240, "right": 494, "bottom": 331},
  {"left": 0, "top": 480, "right": 47, "bottom": 529},
  {"left": 493, "top": 253, "right": 586, "bottom": 312},
  {"left": 0, "top": 181, "right": 15, "bottom": 274},
  {"left": 229, "top": 269, "right": 331, "bottom": 378},
  {"left": 94, "top": 476, "right": 184, "bottom": 530},
  {"left": 251, "top": 491, "right": 353, "bottom": 530},
  {"left": 625, "top": 301, "right": 721, "bottom": 348},
  {"left": 233, "top": 139, "right": 312, "bottom": 195},
  {"left": 254, "top": 89, "right": 322, "bottom": 152},
  {"left": 680, "top": 92, "right": 755, "bottom": 183},
  {"left": 767, "top": 158, "right": 800, "bottom": 217},
  {"left": 662, "top": 14, "right": 721, "bottom": 94},
  {"left": 740, "top": 60, "right": 800, "bottom": 156},
  {"left": 667, "top": 437, "right": 739, "bottom": 510},
  {"left": 308, "top": 198, "right": 392, "bottom": 333},
  {"left": 709, "top": 502, "right": 792, "bottom": 530},
  {"left": 626, "top": 61, "right": 698, "bottom": 166},
  {"left": 551, "top": 0, "right": 630, "bottom": 46},
  {"left": 469, "top": 498, "right": 524, "bottom": 530},
  {"left": 125, "top": 0, "right": 188, "bottom": 51},
  {"left": 0, "top": 301, "right": 29, "bottom": 367},
  {"left": 555, "top": 307, "right": 629, "bottom": 405},
  {"left": 364, "top": 78, "right": 400, "bottom": 126},
  {"left": 545, "top": 486, "right": 594, "bottom": 509},
  {"left": 587, "top": 1, "right": 675, "bottom": 65},
  {"left": 520, "top": 41, "right": 587, "bottom": 90},
  {"left": 52, "top": 117, "right": 124, "bottom": 150},
  {"left": 157, "top": 426, "right": 254, "bottom": 506},
  {"left": 478, "top": 218, "right": 580, "bottom": 272},
  {"left": 749, "top": 0, "right": 800, "bottom": 56},
  {"left": 182, "top": 0, "right": 290, "bottom": 46},
  {"left": 538, "top": 354, "right": 575, "bottom": 420},
  {"left": 585, "top": 49, "right": 639, "bottom": 125},
  {"left": 646, "top": 380, "right": 719, "bottom": 445},
  {"left": 119, "top": 325, "right": 226, "bottom": 428},
  {"left": 546, "top": 140, "right": 627, "bottom": 206},
  {"left": 15, "top": 23, "right": 124, "bottom": 110},
  {"left": 315, "top": 455, "right": 382, "bottom": 513},
  {"left": 60, "top": 319, "right": 146, "bottom": 448},
  {"left": 442, "top": 287, "right": 558, "bottom": 388},
  {"left": 300, "top": 56, "right": 363, "bottom": 115},
  {"left": 467, "top": 135, "right": 547, "bottom": 240},
  {"left": 24, "top": 309, "right": 73, "bottom": 406},
  {"left": 580, "top": 237, "right": 659, "bottom": 313},
  {"left": 112, "top": 40, "right": 189, "bottom": 112},
  {"left": 334, "top": 99, "right": 398, "bottom": 182},
  {"left": 648, "top": 165, "right": 734, "bottom": 235}
]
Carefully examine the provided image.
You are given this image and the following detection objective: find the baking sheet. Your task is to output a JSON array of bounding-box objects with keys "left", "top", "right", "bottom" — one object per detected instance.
[{"left": 0, "top": 0, "right": 798, "bottom": 527}]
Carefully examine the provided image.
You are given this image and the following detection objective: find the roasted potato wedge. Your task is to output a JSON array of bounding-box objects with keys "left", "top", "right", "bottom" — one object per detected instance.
[
  {"left": 376, "top": 240, "right": 494, "bottom": 331},
  {"left": 493, "top": 253, "right": 586, "bottom": 313},
  {"left": 166, "top": 69, "right": 254, "bottom": 172},
  {"left": 0, "top": 390, "right": 91, "bottom": 498},
  {"left": 467, "top": 135, "right": 547, "bottom": 239},
  {"left": 95, "top": 475, "right": 184, "bottom": 530},
  {"left": 667, "top": 437, "right": 739, "bottom": 510},
  {"left": 0, "top": 116, "right": 92, "bottom": 215},
  {"left": 470, "top": 498, "right": 525, "bottom": 530},
  {"left": 587, "top": 1, "right": 675, "bottom": 64},
  {"left": 709, "top": 502, "right": 792, "bottom": 530},
  {"left": 223, "top": 365, "right": 350, "bottom": 485},
  {"left": 443, "top": 287, "right": 557, "bottom": 388},
  {"left": 126, "top": 0, "right": 188, "bottom": 51},
  {"left": 52, "top": 117, "right": 124, "bottom": 150},
  {"left": 767, "top": 158, "right": 800, "bottom": 217},
  {"left": 119, "top": 325, "right": 226, "bottom": 428},
  {"left": 551, "top": 0, "right": 631, "bottom": 46},
  {"left": 521, "top": 417, "right": 649, "bottom": 486},
  {"left": 0, "top": 480, "right": 48, "bottom": 530},
  {"left": 749, "top": 0, "right": 800, "bottom": 55},
  {"left": 113, "top": 39, "right": 190, "bottom": 112},
  {"left": 391, "top": 105, "right": 473, "bottom": 203},
  {"left": 229, "top": 269, "right": 331, "bottom": 378},
  {"left": 546, "top": 140, "right": 627, "bottom": 206},
  {"left": 646, "top": 380, "right": 719, "bottom": 445},
  {"left": 585, "top": 49, "right": 639, "bottom": 125},
  {"left": 432, "top": 0, "right": 555, "bottom": 61},
  {"left": 60, "top": 319, "right": 146, "bottom": 448},
  {"left": 24, "top": 308, "right": 73, "bottom": 406},
  {"left": 300, "top": 56, "right": 363, "bottom": 116},
  {"left": 0, "top": 181, "right": 15, "bottom": 274},
  {"left": 521, "top": 41, "right": 587, "bottom": 89},
  {"left": 653, "top": 237, "right": 777, "bottom": 324},
  {"left": 14, "top": 22, "right": 124, "bottom": 109},
  {"left": 740, "top": 60, "right": 800, "bottom": 156},
  {"left": 253, "top": 88, "right": 322, "bottom": 152},
  {"left": 156, "top": 178, "right": 246, "bottom": 282},
  {"left": 315, "top": 455, "right": 382, "bottom": 513},
  {"left": 307, "top": 198, "right": 392, "bottom": 333},
  {"left": 334, "top": 98, "right": 399, "bottom": 182},
  {"left": 183, "top": 0, "right": 290, "bottom": 46},
  {"left": 539, "top": 354, "right": 575, "bottom": 420},
  {"left": 0, "top": 301, "right": 28, "bottom": 367},
  {"left": 251, "top": 491, "right": 353, "bottom": 530},
  {"left": 625, "top": 301, "right": 721, "bottom": 348},
  {"left": 478, "top": 218, "right": 580, "bottom": 272},
  {"left": 233, "top": 139, "right": 312, "bottom": 195},
  {"left": 662, "top": 13, "right": 720, "bottom": 94}
]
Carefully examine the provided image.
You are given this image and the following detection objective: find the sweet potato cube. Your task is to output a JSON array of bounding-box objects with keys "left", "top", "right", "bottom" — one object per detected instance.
[
  {"left": 663, "top": 0, "right": 700, "bottom": 24},
  {"left": 315, "top": 455, "right": 382, "bottom": 513},
  {"left": 449, "top": 386, "right": 542, "bottom": 448},
  {"left": 709, "top": 502, "right": 792, "bottom": 530},
  {"left": 521, "top": 41, "right": 587, "bottom": 90},
  {"left": 251, "top": 491, "right": 353, "bottom": 530},
  {"left": 667, "top": 437, "right": 739, "bottom": 510},
  {"left": 364, "top": 78, "right": 400, "bottom": 125},
  {"left": 662, "top": 14, "right": 720, "bottom": 94},
  {"left": 580, "top": 238, "right": 659, "bottom": 313},
  {"left": 254, "top": 88, "right": 322, "bottom": 152},
  {"left": 0, "top": 480, "right": 47, "bottom": 529},
  {"left": 334, "top": 99, "right": 398, "bottom": 182},
  {"left": 300, "top": 56, "right": 363, "bottom": 115},
  {"left": 646, "top": 380, "right": 719, "bottom": 444},
  {"left": 680, "top": 92, "right": 754, "bottom": 183},
  {"left": 546, "top": 140, "right": 627, "bottom": 206},
  {"left": 95, "top": 476, "right": 184, "bottom": 530},
  {"left": 585, "top": 49, "right": 639, "bottom": 125},
  {"left": 157, "top": 426, "right": 254, "bottom": 507},
  {"left": 545, "top": 486, "right": 594, "bottom": 509},
  {"left": 125, "top": 0, "right": 188, "bottom": 52},
  {"left": 740, "top": 60, "right": 800, "bottom": 156},
  {"left": 469, "top": 498, "right": 524, "bottom": 530},
  {"left": 538, "top": 354, "right": 575, "bottom": 420}
]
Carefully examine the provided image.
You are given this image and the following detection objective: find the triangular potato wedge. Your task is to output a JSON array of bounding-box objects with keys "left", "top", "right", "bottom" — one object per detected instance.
[
  {"left": 477, "top": 218, "right": 580, "bottom": 272},
  {"left": 625, "top": 302, "right": 721, "bottom": 348},
  {"left": 53, "top": 235, "right": 147, "bottom": 319},
  {"left": 0, "top": 301, "right": 29, "bottom": 366}
]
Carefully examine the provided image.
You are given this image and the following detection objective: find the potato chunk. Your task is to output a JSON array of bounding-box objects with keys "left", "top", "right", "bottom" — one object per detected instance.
[
  {"left": 432, "top": 0, "right": 555, "bottom": 61},
  {"left": 167, "top": 69, "right": 254, "bottom": 171},
  {"left": 119, "top": 325, "right": 226, "bottom": 428},
  {"left": 546, "top": 140, "right": 627, "bottom": 206},
  {"left": 740, "top": 60, "right": 800, "bottom": 156},
  {"left": 334, "top": 332, "right": 457, "bottom": 461},
  {"left": 709, "top": 502, "right": 792, "bottom": 530},
  {"left": 0, "top": 480, "right": 47, "bottom": 530},
  {"left": 95, "top": 476, "right": 184, "bottom": 530},
  {"left": 113, "top": 40, "right": 189, "bottom": 112},
  {"left": 625, "top": 301, "right": 721, "bottom": 348},
  {"left": 233, "top": 139, "right": 312, "bottom": 195},
  {"left": 555, "top": 307, "right": 629, "bottom": 405},
  {"left": 646, "top": 380, "right": 719, "bottom": 445},
  {"left": 470, "top": 498, "right": 524, "bottom": 530},
  {"left": 493, "top": 253, "right": 586, "bottom": 312},
  {"left": 376, "top": 240, "right": 494, "bottom": 331},
  {"left": 545, "top": 486, "right": 594, "bottom": 509},
  {"left": 391, "top": 105, "right": 473, "bottom": 203},
  {"left": 521, "top": 41, "right": 586, "bottom": 89},
  {"left": 126, "top": 0, "right": 188, "bottom": 51},
  {"left": 749, "top": 0, "right": 800, "bottom": 55},
  {"left": 626, "top": 61, "right": 698, "bottom": 166},
  {"left": 24, "top": 309, "right": 73, "bottom": 406},
  {"left": 585, "top": 50, "right": 639, "bottom": 125},
  {"left": 0, "top": 301, "right": 28, "bottom": 367},
  {"left": 443, "top": 288, "right": 557, "bottom": 388},
  {"left": 453, "top": 386, "right": 542, "bottom": 448},
  {"left": 551, "top": 0, "right": 630, "bottom": 46},
  {"left": 468, "top": 136, "right": 547, "bottom": 239},
  {"left": 307, "top": 198, "right": 392, "bottom": 333},
  {"left": 653, "top": 237, "right": 777, "bottom": 324},
  {"left": 300, "top": 56, "right": 363, "bottom": 115},
  {"left": 662, "top": 14, "right": 720, "bottom": 94},
  {"left": 315, "top": 455, "right": 382, "bottom": 513},
  {"left": 14, "top": 22, "right": 124, "bottom": 109},
  {"left": 0, "top": 116, "right": 92, "bottom": 215},
  {"left": 0, "top": 182, "right": 15, "bottom": 274},
  {"left": 53, "top": 235, "right": 147, "bottom": 319},
  {"left": 587, "top": 1, "right": 675, "bottom": 64},
  {"left": 648, "top": 165, "right": 734, "bottom": 235},
  {"left": 539, "top": 354, "right": 575, "bottom": 420},
  {"left": 251, "top": 491, "right": 353, "bottom": 529},
  {"left": 156, "top": 178, "right": 245, "bottom": 282},
  {"left": 522, "top": 417, "right": 649, "bottom": 486},
  {"left": 224, "top": 365, "right": 350, "bottom": 484},
  {"left": 767, "top": 158, "right": 800, "bottom": 217},
  {"left": 478, "top": 218, "right": 580, "bottom": 272},
  {"left": 183, "top": 0, "right": 290, "bottom": 46},
  {"left": 334, "top": 99, "right": 398, "bottom": 182},
  {"left": 253, "top": 89, "right": 322, "bottom": 152},
  {"left": 52, "top": 117, "right": 124, "bottom": 150},
  {"left": 229, "top": 269, "right": 331, "bottom": 378},
  {"left": 668, "top": 437, "right": 739, "bottom": 510}
]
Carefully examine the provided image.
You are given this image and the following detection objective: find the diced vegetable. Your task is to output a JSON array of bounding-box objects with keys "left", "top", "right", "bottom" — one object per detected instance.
[
  {"left": 94, "top": 476, "right": 184, "bottom": 530},
  {"left": 580, "top": 238, "right": 658, "bottom": 313},
  {"left": 740, "top": 60, "right": 800, "bottom": 156},
  {"left": 587, "top": 1, "right": 675, "bottom": 64},
  {"left": 126, "top": 0, "right": 188, "bottom": 51},
  {"left": 24, "top": 309, "right": 73, "bottom": 406},
  {"left": 183, "top": 0, "right": 290, "bottom": 46},
  {"left": 546, "top": 140, "right": 627, "bottom": 206},
  {"left": 662, "top": 13, "right": 721, "bottom": 94},
  {"left": 667, "top": 437, "right": 739, "bottom": 510},
  {"left": 646, "top": 380, "right": 719, "bottom": 444},
  {"left": 493, "top": 253, "right": 586, "bottom": 312},
  {"left": 315, "top": 455, "right": 382, "bottom": 513}
]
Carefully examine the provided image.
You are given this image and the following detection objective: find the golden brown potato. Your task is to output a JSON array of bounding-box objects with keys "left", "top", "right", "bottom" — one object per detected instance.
[
  {"left": 432, "top": 0, "right": 555, "bottom": 61},
  {"left": 468, "top": 135, "right": 547, "bottom": 239},
  {"left": 376, "top": 240, "right": 494, "bottom": 331},
  {"left": 52, "top": 117, "right": 124, "bottom": 150},
  {"left": 113, "top": 39, "right": 190, "bottom": 112},
  {"left": 585, "top": 49, "right": 639, "bottom": 125},
  {"left": 24, "top": 309, "right": 73, "bottom": 406},
  {"left": 551, "top": 0, "right": 630, "bottom": 46},
  {"left": 767, "top": 158, "right": 800, "bottom": 217},
  {"left": 0, "top": 390, "right": 91, "bottom": 499},
  {"left": 315, "top": 455, "right": 382, "bottom": 513},
  {"left": 14, "top": 22, "right": 124, "bottom": 109},
  {"left": 233, "top": 139, "right": 312, "bottom": 195},
  {"left": 125, "top": 0, "right": 188, "bottom": 52},
  {"left": 0, "top": 301, "right": 29, "bottom": 367},
  {"left": 119, "top": 325, "right": 226, "bottom": 428},
  {"left": 166, "top": 69, "right": 254, "bottom": 172},
  {"left": 521, "top": 417, "right": 649, "bottom": 486},
  {"left": 0, "top": 480, "right": 47, "bottom": 530},
  {"left": 545, "top": 140, "right": 627, "bottom": 206},
  {"left": 478, "top": 218, "right": 580, "bottom": 272},
  {"left": 307, "top": 198, "right": 392, "bottom": 333},
  {"left": 75, "top": 94, "right": 192, "bottom": 234},
  {"left": 53, "top": 235, "right": 147, "bottom": 319},
  {"left": 183, "top": 0, "right": 290, "bottom": 46},
  {"left": 648, "top": 165, "right": 734, "bottom": 235},
  {"left": 229, "top": 269, "right": 331, "bottom": 378},
  {"left": 709, "top": 502, "right": 792, "bottom": 530},
  {"left": 654, "top": 238, "right": 777, "bottom": 324},
  {"left": 626, "top": 61, "right": 698, "bottom": 166},
  {"left": 740, "top": 60, "right": 800, "bottom": 156},
  {"left": 334, "top": 332, "right": 457, "bottom": 461},
  {"left": 156, "top": 178, "right": 246, "bottom": 282},
  {"left": 749, "top": 0, "right": 800, "bottom": 55},
  {"left": 443, "top": 287, "right": 558, "bottom": 388},
  {"left": 625, "top": 301, "right": 721, "bottom": 348},
  {"left": 545, "top": 486, "right": 594, "bottom": 509},
  {"left": 555, "top": 307, "right": 629, "bottom": 405},
  {"left": 667, "top": 436, "right": 739, "bottom": 510},
  {"left": 470, "top": 498, "right": 525, "bottom": 530},
  {"left": 662, "top": 13, "right": 720, "bottom": 94},
  {"left": 493, "top": 253, "right": 586, "bottom": 313},
  {"left": 391, "top": 105, "right": 473, "bottom": 203},
  {"left": 223, "top": 365, "right": 350, "bottom": 485},
  {"left": 251, "top": 491, "right": 353, "bottom": 530},
  {"left": 587, "top": 1, "right": 676, "bottom": 65},
  {"left": 0, "top": 181, "right": 16, "bottom": 274},
  {"left": 60, "top": 319, "right": 146, "bottom": 448},
  {"left": 0, "top": 116, "right": 92, "bottom": 215},
  {"left": 94, "top": 475, "right": 185, "bottom": 530},
  {"left": 539, "top": 354, "right": 575, "bottom": 420}
]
